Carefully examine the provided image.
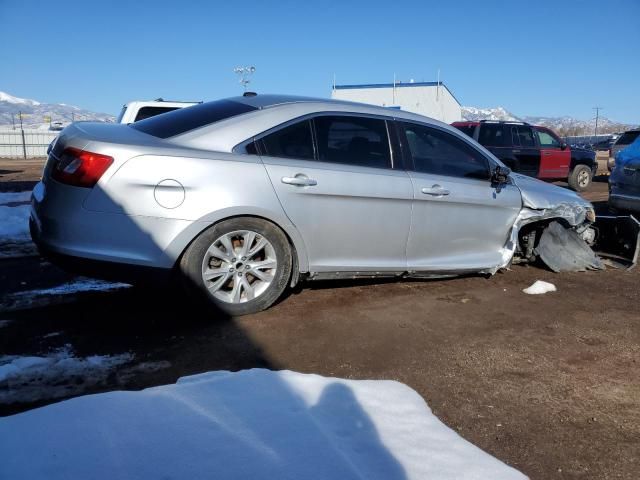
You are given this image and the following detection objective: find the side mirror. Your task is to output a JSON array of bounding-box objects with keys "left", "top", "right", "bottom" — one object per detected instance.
[
  {"left": 561, "top": 143, "right": 568, "bottom": 151},
  {"left": 492, "top": 165, "right": 511, "bottom": 184}
]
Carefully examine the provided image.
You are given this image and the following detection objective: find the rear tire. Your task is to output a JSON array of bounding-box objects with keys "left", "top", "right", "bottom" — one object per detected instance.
[
  {"left": 568, "top": 164, "right": 592, "bottom": 192},
  {"left": 179, "top": 217, "right": 292, "bottom": 316}
]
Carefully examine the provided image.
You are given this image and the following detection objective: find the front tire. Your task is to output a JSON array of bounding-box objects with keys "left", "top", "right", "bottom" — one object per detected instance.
[
  {"left": 568, "top": 164, "right": 592, "bottom": 192},
  {"left": 179, "top": 217, "right": 292, "bottom": 316}
]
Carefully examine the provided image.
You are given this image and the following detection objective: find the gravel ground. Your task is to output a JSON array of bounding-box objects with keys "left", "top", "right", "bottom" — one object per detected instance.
[{"left": 1, "top": 158, "right": 638, "bottom": 479}]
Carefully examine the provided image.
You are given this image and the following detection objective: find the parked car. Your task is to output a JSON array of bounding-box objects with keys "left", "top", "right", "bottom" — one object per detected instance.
[
  {"left": 116, "top": 98, "right": 200, "bottom": 124},
  {"left": 609, "top": 128, "right": 640, "bottom": 172},
  {"left": 451, "top": 121, "right": 597, "bottom": 191},
  {"left": 609, "top": 136, "right": 640, "bottom": 213},
  {"left": 592, "top": 138, "right": 615, "bottom": 151},
  {"left": 32, "top": 95, "right": 605, "bottom": 315}
]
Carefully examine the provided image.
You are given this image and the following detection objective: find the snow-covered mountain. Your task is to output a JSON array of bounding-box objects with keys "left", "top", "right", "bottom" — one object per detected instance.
[
  {"left": 0, "top": 91, "right": 114, "bottom": 130},
  {"left": 461, "top": 106, "right": 521, "bottom": 122},
  {"left": 461, "top": 105, "right": 635, "bottom": 136}
]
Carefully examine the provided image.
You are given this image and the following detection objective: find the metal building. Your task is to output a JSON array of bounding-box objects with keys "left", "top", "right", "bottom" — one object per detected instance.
[{"left": 331, "top": 81, "right": 462, "bottom": 124}]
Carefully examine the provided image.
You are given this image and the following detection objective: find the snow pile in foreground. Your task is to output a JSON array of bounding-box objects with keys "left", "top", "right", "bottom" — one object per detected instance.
[
  {"left": 522, "top": 280, "right": 557, "bottom": 295},
  {"left": 0, "top": 191, "right": 34, "bottom": 258},
  {"left": 0, "top": 346, "right": 133, "bottom": 404},
  {"left": 0, "top": 369, "right": 527, "bottom": 480}
]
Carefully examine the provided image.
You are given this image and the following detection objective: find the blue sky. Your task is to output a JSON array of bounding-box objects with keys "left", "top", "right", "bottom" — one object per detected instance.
[{"left": 1, "top": 0, "right": 638, "bottom": 123}]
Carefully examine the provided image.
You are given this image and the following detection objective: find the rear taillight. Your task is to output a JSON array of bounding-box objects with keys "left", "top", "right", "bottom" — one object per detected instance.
[{"left": 51, "top": 148, "right": 113, "bottom": 188}]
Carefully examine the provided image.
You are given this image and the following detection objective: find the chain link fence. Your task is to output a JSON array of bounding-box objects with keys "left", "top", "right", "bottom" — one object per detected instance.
[{"left": 0, "top": 129, "right": 58, "bottom": 159}]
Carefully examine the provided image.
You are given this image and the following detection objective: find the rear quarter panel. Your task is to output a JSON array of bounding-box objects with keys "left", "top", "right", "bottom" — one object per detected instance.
[{"left": 83, "top": 152, "right": 310, "bottom": 270}]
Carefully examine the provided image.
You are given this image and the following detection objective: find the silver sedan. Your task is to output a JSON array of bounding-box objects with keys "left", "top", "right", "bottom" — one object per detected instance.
[{"left": 31, "top": 95, "right": 598, "bottom": 315}]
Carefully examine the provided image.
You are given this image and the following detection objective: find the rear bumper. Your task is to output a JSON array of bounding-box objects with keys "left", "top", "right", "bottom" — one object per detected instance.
[
  {"left": 29, "top": 180, "right": 197, "bottom": 270},
  {"left": 30, "top": 215, "right": 172, "bottom": 284}
]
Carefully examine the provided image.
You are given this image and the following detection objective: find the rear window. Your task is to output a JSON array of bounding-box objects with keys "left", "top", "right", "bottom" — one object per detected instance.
[
  {"left": 453, "top": 125, "right": 476, "bottom": 139},
  {"left": 133, "top": 106, "right": 181, "bottom": 122},
  {"left": 616, "top": 131, "right": 640, "bottom": 146},
  {"left": 131, "top": 99, "right": 257, "bottom": 138}
]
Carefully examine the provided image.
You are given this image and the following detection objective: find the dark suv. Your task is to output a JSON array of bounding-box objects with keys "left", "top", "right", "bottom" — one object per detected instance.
[{"left": 452, "top": 121, "right": 598, "bottom": 191}]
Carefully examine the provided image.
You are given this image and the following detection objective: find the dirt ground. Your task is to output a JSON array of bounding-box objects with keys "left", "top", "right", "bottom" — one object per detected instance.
[{"left": 1, "top": 158, "right": 638, "bottom": 479}]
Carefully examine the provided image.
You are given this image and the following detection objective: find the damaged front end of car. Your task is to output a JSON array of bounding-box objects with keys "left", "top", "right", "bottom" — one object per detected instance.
[{"left": 500, "top": 174, "right": 640, "bottom": 273}]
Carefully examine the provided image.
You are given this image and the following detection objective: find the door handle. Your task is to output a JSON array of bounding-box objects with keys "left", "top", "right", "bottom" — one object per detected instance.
[
  {"left": 512, "top": 149, "right": 521, "bottom": 154},
  {"left": 281, "top": 175, "right": 317, "bottom": 187},
  {"left": 543, "top": 151, "right": 552, "bottom": 156},
  {"left": 421, "top": 184, "right": 450, "bottom": 196}
]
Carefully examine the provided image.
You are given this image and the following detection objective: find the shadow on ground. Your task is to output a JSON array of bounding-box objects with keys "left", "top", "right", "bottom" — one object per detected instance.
[{"left": 0, "top": 283, "right": 273, "bottom": 415}]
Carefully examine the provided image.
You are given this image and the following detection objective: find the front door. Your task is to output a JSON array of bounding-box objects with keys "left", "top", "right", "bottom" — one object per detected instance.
[
  {"left": 398, "top": 122, "right": 522, "bottom": 271},
  {"left": 257, "top": 116, "right": 413, "bottom": 272},
  {"left": 535, "top": 127, "right": 571, "bottom": 179}
]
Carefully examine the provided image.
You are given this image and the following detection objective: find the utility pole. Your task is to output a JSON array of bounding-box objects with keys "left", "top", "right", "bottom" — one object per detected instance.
[
  {"left": 393, "top": 73, "right": 396, "bottom": 105},
  {"left": 19, "top": 111, "right": 27, "bottom": 160},
  {"left": 593, "top": 106, "right": 603, "bottom": 141}
]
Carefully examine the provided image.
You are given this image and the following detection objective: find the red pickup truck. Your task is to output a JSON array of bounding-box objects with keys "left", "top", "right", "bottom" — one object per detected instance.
[{"left": 452, "top": 120, "right": 598, "bottom": 191}]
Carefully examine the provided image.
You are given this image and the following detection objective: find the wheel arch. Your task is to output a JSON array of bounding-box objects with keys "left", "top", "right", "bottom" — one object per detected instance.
[{"left": 166, "top": 206, "right": 310, "bottom": 273}]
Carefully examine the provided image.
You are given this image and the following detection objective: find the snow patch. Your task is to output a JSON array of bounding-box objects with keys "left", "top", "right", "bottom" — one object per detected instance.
[
  {"left": 0, "top": 191, "right": 32, "bottom": 205},
  {"left": 2, "top": 279, "right": 130, "bottom": 311},
  {"left": 0, "top": 346, "right": 133, "bottom": 404},
  {"left": 0, "top": 369, "right": 526, "bottom": 479},
  {"left": 0, "top": 204, "right": 30, "bottom": 238},
  {"left": 523, "top": 280, "right": 557, "bottom": 295},
  {"left": 0, "top": 192, "right": 34, "bottom": 258},
  {"left": 10, "top": 278, "right": 130, "bottom": 297}
]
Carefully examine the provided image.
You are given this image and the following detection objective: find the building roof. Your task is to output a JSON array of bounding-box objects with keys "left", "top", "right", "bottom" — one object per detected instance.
[{"left": 333, "top": 82, "right": 461, "bottom": 106}]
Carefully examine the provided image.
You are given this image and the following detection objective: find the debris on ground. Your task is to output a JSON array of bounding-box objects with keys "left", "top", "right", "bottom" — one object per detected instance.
[
  {"left": 0, "top": 369, "right": 527, "bottom": 480},
  {"left": 523, "top": 280, "right": 557, "bottom": 295}
]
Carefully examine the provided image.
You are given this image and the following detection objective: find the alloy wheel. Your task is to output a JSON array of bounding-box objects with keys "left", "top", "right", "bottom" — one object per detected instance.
[{"left": 201, "top": 230, "right": 277, "bottom": 304}]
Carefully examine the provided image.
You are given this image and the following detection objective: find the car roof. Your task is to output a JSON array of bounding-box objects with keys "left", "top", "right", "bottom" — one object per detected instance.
[{"left": 229, "top": 93, "right": 440, "bottom": 124}]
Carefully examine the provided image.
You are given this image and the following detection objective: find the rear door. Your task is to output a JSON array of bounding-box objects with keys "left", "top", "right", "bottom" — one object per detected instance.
[
  {"left": 257, "top": 115, "right": 413, "bottom": 273},
  {"left": 399, "top": 122, "right": 522, "bottom": 271},
  {"left": 535, "top": 127, "right": 570, "bottom": 179}
]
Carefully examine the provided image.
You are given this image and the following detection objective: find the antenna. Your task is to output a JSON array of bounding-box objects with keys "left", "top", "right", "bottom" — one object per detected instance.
[
  {"left": 333, "top": 73, "right": 336, "bottom": 91},
  {"left": 436, "top": 68, "right": 441, "bottom": 101},
  {"left": 234, "top": 66, "right": 256, "bottom": 92}
]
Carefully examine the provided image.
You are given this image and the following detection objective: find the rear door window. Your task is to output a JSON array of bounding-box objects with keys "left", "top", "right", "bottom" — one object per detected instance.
[
  {"left": 401, "top": 122, "right": 490, "bottom": 180},
  {"left": 259, "top": 120, "right": 315, "bottom": 160},
  {"left": 313, "top": 116, "right": 392, "bottom": 169},
  {"left": 453, "top": 124, "right": 476, "bottom": 139},
  {"left": 516, "top": 126, "right": 536, "bottom": 147},
  {"left": 478, "top": 124, "right": 507, "bottom": 147}
]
